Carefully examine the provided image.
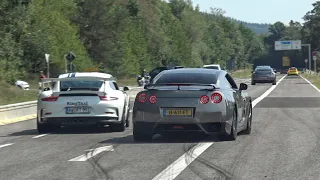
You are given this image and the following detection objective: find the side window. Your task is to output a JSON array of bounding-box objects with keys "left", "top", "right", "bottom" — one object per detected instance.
[
  {"left": 109, "top": 81, "right": 119, "bottom": 90},
  {"left": 225, "top": 74, "right": 238, "bottom": 89}
]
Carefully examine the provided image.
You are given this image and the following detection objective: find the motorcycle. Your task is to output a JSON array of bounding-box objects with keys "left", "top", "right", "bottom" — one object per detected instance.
[{"left": 137, "top": 75, "right": 150, "bottom": 86}]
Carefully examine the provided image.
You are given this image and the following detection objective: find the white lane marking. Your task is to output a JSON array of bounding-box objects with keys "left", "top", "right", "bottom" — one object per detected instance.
[
  {"left": 152, "top": 143, "right": 212, "bottom": 180},
  {"left": 68, "top": 145, "right": 114, "bottom": 162},
  {"left": 151, "top": 75, "right": 287, "bottom": 180},
  {"left": 0, "top": 143, "right": 14, "bottom": 149},
  {"left": 299, "top": 75, "right": 320, "bottom": 93},
  {"left": 32, "top": 134, "right": 48, "bottom": 139},
  {"left": 252, "top": 75, "right": 287, "bottom": 107}
]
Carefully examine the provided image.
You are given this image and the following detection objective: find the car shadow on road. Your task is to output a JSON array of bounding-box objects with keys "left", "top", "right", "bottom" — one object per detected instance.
[
  {"left": 4, "top": 126, "right": 116, "bottom": 136},
  {"left": 98, "top": 132, "right": 240, "bottom": 145}
]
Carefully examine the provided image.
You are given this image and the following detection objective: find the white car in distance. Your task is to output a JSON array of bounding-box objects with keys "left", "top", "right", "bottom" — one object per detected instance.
[
  {"left": 203, "top": 64, "right": 222, "bottom": 70},
  {"left": 37, "top": 72, "right": 131, "bottom": 133}
]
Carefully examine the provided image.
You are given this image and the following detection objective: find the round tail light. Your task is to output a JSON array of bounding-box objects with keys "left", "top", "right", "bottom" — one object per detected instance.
[
  {"left": 138, "top": 93, "right": 147, "bottom": 103},
  {"left": 200, "top": 95, "right": 209, "bottom": 104},
  {"left": 149, "top": 95, "right": 157, "bottom": 104},
  {"left": 211, "top": 92, "right": 222, "bottom": 103}
]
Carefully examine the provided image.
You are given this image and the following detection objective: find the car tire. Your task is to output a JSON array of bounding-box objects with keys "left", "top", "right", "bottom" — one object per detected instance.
[
  {"left": 125, "top": 104, "right": 130, "bottom": 128},
  {"left": 37, "top": 121, "right": 57, "bottom": 134},
  {"left": 133, "top": 129, "right": 153, "bottom": 142},
  {"left": 224, "top": 109, "right": 237, "bottom": 141},
  {"left": 272, "top": 80, "right": 276, "bottom": 85},
  {"left": 243, "top": 103, "right": 252, "bottom": 135},
  {"left": 110, "top": 108, "right": 126, "bottom": 132}
]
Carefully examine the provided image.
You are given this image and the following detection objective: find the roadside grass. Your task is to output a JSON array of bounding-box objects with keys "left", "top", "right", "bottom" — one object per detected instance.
[
  {"left": 0, "top": 80, "right": 39, "bottom": 106},
  {"left": 301, "top": 73, "right": 320, "bottom": 89},
  {"left": 117, "top": 78, "right": 137, "bottom": 87},
  {"left": 230, "top": 69, "right": 252, "bottom": 79}
]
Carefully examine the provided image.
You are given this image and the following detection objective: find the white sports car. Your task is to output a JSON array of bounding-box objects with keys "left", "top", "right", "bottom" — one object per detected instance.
[{"left": 37, "top": 72, "right": 131, "bottom": 133}]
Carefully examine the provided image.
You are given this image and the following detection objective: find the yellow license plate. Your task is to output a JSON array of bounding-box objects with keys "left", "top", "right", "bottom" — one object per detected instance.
[{"left": 163, "top": 109, "right": 193, "bottom": 117}]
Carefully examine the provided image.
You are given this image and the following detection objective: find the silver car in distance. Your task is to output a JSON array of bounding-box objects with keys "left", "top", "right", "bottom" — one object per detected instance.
[
  {"left": 37, "top": 72, "right": 131, "bottom": 133},
  {"left": 132, "top": 68, "right": 253, "bottom": 142}
]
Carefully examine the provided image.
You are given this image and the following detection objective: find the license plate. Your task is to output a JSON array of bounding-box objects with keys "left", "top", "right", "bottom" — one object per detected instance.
[
  {"left": 66, "top": 107, "right": 91, "bottom": 114},
  {"left": 163, "top": 109, "right": 193, "bottom": 117}
]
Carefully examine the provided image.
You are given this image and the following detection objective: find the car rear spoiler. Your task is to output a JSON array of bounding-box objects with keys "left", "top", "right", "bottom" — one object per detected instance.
[
  {"left": 144, "top": 83, "right": 220, "bottom": 90},
  {"left": 40, "top": 77, "right": 115, "bottom": 94},
  {"left": 52, "top": 90, "right": 106, "bottom": 97}
]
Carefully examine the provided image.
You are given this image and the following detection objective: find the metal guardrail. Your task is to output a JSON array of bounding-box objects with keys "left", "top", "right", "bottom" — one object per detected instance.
[{"left": 0, "top": 101, "right": 37, "bottom": 112}]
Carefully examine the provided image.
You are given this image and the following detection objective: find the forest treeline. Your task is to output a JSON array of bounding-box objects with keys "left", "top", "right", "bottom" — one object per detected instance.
[{"left": 1, "top": 0, "right": 319, "bottom": 84}]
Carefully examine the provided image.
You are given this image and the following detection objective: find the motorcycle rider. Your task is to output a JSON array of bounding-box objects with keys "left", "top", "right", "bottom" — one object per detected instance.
[{"left": 141, "top": 69, "right": 147, "bottom": 77}]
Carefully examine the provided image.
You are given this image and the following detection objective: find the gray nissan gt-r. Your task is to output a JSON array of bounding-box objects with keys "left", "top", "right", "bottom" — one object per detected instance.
[{"left": 132, "top": 68, "right": 253, "bottom": 142}]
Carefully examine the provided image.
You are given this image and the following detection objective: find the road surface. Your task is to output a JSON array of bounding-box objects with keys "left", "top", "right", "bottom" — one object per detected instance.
[{"left": 0, "top": 75, "right": 319, "bottom": 180}]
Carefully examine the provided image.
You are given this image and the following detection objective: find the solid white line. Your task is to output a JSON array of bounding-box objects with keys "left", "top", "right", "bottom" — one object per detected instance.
[
  {"left": 151, "top": 75, "right": 287, "bottom": 180},
  {"left": 68, "top": 145, "right": 114, "bottom": 162},
  {"left": 0, "top": 143, "right": 14, "bottom": 149},
  {"left": 32, "top": 134, "right": 48, "bottom": 139},
  {"left": 299, "top": 75, "right": 320, "bottom": 93}
]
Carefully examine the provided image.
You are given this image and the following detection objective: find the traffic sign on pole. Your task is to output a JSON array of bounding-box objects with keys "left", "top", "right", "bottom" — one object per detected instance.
[
  {"left": 313, "top": 56, "right": 317, "bottom": 61},
  {"left": 66, "top": 52, "right": 76, "bottom": 62},
  {"left": 312, "top": 51, "right": 317, "bottom": 56},
  {"left": 305, "top": 59, "right": 308, "bottom": 63}
]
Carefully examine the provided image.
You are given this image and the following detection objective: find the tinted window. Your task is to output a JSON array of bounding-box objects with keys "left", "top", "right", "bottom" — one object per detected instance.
[
  {"left": 289, "top": 67, "right": 297, "bottom": 70},
  {"left": 204, "top": 66, "right": 219, "bottom": 69},
  {"left": 155, "top": 73, "right": 217, "bottom": 84},
  {"left": 60, "top": 81, "right": 103, "bottom": 90},
  {"left": 256, "top": 68, "right": 272, "bottom": 72}
]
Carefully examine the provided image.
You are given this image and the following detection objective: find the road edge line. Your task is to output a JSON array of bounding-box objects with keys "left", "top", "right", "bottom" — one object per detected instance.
[
  {"left": 0, "top": 114, "right": 36, "bottom": 126},
  {"left": 151, "top": 75, "right": 287, "bottom": 180},
  {"left": 299, "top": 75, "right": 320, "bottom": 93}
]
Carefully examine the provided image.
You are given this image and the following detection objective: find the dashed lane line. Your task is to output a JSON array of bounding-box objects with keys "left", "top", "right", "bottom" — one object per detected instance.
[{"left": 0, "top": 143, "right": 14, "bottom": 149}]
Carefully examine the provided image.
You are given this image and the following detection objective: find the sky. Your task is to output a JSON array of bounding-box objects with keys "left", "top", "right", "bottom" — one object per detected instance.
[{"left": 191, "top": 0, "right": 316, "bottom": 24}]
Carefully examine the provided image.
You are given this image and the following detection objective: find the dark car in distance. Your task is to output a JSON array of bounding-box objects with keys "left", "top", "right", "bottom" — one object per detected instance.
[
  {"left": 149, "top": 66, "right": 184, "bottom": 82},
  {"left": 251, "top": 67, "right": 276, "bottom": 85}
]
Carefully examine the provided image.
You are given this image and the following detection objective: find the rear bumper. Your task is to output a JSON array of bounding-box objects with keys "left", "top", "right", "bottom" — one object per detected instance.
[
  {"left": 287, "top": 72, "right": 298, "bottom": 75},
  {"left": 133, "top": 121, "right": 231, "bottom": 135},
  {"left": 39, "top": 116, "right": 121, "bottom": 126}
]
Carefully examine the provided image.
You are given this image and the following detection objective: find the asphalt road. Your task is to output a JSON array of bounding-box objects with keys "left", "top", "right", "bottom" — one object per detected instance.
[{"left": 1, "top": 74, "right": 319, "bottom": 180}]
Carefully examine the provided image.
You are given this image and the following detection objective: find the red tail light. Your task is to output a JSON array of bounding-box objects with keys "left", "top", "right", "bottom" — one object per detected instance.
[
  {"left": 200, "top": 95, "right": 209, "bottom": 104},
  {"left": 99, "top": 96, "right": 118, "bottom": 101},
  {"left": 138, "top": 93, "right": 147, "bottom": 103},
  {"left": 41, "top": 96, "right": 58, "bottom": 102},
  {"left": 149, "top": 95, "right": 157, "bottom": 103},
  {"left": 211, "top": 92, "right": 222, "bottom": 103}
]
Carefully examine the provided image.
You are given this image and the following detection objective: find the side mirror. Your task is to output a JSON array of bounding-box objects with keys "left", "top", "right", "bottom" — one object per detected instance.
[
  {"left": 123, "top": 86, "right": 129, "bottom": 91},
  {"left": 239, "top": 83, "right": 248, "bottom": 91}
]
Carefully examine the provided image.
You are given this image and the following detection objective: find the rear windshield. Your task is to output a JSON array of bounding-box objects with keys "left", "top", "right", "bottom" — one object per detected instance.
[
  {"left": 289, "top": 68, "right": 297, "bottom": 70},
  {"left": 60, "top": 81, "right": 103, "bottom": 90},
  {"left": 256, "top": 68, "right": 272, "bottom": 72},
  {"left": 204, "top": 66, "right": 219, "bottom": 69},
  {"left": 155, "top": 73, "right": 217, "bottom": 84}
]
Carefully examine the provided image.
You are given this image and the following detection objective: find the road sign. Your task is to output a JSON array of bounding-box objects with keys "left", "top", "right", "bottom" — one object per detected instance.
[
  {"left": 66, "top": 52, "right": 76, "bottom": 62},
  {"left": 84, "top": 67, "right": 100, "bottom": 72},
  {"left": 282, "top": 56, "right": 290, "bottom": 66},
  {"left": 275, "top": 40, "right": 301, "bottom": 50},
  {"left": 45, "top": 54, "right": 50, "bottom": 63},
  {"left": 305, "top": 59, "right": 308, "bottom": 63},
  {"left": 313, "top": 56, "right": 317, "bottom": 61},
  {"left": 312, "top": 51, "right": 317, "bottom": 56}
]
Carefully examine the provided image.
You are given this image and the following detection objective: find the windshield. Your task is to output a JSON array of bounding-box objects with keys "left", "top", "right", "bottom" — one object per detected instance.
[
  {"left": 256, "top": 68, "right": 272, "bottom": 72},
  {"left": 204, "top": 66, "right": 219, "bottom": 69},
  {"left": 155, "top": 73, "right": 217, "bottom": 84}
]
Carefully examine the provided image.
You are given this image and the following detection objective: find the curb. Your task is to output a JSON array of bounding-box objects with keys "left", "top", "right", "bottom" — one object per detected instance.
[{"left": 0, "top": 114, "right": 36, "bottom": 126}]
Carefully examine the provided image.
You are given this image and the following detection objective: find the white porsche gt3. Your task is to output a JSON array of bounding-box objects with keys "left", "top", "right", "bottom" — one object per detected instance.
[{"left": 37, "top": 72, "right": 131, "bottom": 133}]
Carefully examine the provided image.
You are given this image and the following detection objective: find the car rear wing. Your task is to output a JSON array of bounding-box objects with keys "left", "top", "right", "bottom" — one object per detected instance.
[
  {"left": 52, "top": 90, "right": 106, "bottom": 97},
  {"left": 40, "top": 77, "right": 115, "bottom": 88},
  {"left": 144, "top": 83, "right": 220, "bottom": 90}
]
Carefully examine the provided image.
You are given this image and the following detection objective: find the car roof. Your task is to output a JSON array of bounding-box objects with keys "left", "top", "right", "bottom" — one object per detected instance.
[{"left": 58, "top": 72, "right": 113, "bottom": 79}]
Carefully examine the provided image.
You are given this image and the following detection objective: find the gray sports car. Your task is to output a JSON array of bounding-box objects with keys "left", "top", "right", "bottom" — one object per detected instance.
[{"left": 132, "top": 68, "right": 253, "bottom": 142}]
